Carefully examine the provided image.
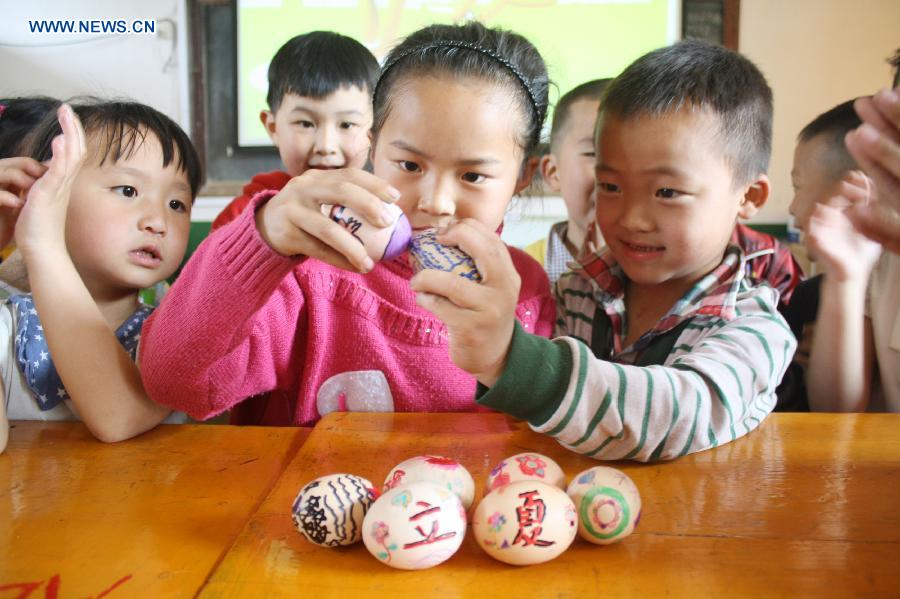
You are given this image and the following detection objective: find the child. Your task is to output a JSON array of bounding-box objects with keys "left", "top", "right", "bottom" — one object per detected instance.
[
  {"left": 778, "top": 100, "right": 870, "bottom": 411},
  {"left": 528, "top": 79, "right": 803, "bottom": 301},
  {"left": 804, "top": 73, "right": 900, "bottom": 412},
  {"left": 412, "top": 40, "right": 796, "bottom": 461},
  {"left": 0, "top": 100, "right": 203, "bottom": 453},
  {"left": 526, "top": 79, "right": 611, "bottom": 284},
  {"left": 140, "top": 22, "right": 556, "bottom": 425},
  {"left": 211, "top": 31, "right": 380, "bottom": 230}
]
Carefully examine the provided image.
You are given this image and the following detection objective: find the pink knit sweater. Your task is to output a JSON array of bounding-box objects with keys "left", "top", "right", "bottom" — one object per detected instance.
[{"left": 140, "top": 193, "right": 556, "bottom": 426}]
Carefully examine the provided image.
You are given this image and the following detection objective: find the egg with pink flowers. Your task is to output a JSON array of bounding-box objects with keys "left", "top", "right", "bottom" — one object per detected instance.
[
  {"left": 566, "top": 466, "right": 641, "bottom": 545},
  {"left": 362, "top": 481, "right": 467, "bottom": 570},
  {"left": 383, "top": 455, "right": 475, "bottom": 509},
  {"left": 486, "top": 452, "right": 566, "bottom": 493}
]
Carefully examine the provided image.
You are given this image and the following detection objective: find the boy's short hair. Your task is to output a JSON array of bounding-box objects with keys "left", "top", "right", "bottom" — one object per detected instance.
[
  {"left": 549, "top": 79, "right": 611, "bottom": 149},
  {"left": 598, "top": 39, "right": 773, "bottom": 186},
  {"left": 27, "top": 98, "right": 204, "bottom": 199},
  {"left": 798, "top": 100, "right": 861, "bottom": 177},
  {"left": 0, "top": 96, "right": 61, "bottom": 159},
  {"left": 266, "top": 31, "right": 380, "bottom": 113}
]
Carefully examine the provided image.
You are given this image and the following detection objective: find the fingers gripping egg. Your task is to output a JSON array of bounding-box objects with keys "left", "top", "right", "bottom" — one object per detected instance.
[{"left": 408, "top": 228, "right": 482, "bottom": 282}]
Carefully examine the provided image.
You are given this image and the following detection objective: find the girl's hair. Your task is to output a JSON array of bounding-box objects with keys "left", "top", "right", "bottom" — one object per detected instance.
[
  {"left": 372, "top": 21, "right": 549, "bottom": 159},
  {"left": 26, "top": 98, "right": 204, "bottom": 198},
  {"left": 0, "top": 96, "right": 61, "bottom": 159}
]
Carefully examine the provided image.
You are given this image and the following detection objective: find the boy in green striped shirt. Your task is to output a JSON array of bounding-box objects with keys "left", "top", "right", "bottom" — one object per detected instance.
[{"left": 412, "top": 40, "right": 795, "bottom": 461}]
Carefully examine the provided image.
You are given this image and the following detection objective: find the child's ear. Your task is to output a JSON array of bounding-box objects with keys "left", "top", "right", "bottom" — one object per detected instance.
[
  {"left": 539, "top": 154, "right": 561, "bottom": 193},
  {"left": 260, "top": 110, "right": 278, "bottom": 143},
  {"left": 515, "top": 155, "right": 540, "bottom": 194},
  {"left": 367, "top": 130, "right": 376, "bottom": 164},
  {"left": 738, "top": 174, "right": 771, "bottom": 219}
]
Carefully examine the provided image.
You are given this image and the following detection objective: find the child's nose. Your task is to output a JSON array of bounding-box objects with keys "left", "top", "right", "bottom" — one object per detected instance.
[
  {"left": 620, "top": 197, "right": 654, "bottom": 231},
  {"left": 314, "top": 124, "right": 337, "bottom": 155},
  {"left": 138, "top": 203, "right": 168, "bottom": 235},
  {"left": 417, "top": 174, "right": 456, "bottom": 217}
]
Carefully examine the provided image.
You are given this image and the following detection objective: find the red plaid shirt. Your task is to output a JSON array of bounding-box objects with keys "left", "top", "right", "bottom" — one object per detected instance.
[
  {"left": 579, "top": 221, "right": 803, "bottom": 307},
  {"left": 571, "top": 245, "right": 745, "bottom": 356}
]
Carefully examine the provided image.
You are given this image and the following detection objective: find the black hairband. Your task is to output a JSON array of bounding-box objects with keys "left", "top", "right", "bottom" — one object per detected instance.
[{"left": 374, "top": 40, "right": 540, "bottom": 120}]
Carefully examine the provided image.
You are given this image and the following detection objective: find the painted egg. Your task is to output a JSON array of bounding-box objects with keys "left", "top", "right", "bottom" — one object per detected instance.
[
  {"left": 291, "top": 473, "right": 378, "bottom": 547},
  {"left": 409, "top": 228, "right": 482, "bottom": 282},
  {"left": 566, "top": 466, "right": 642, "bottom": 545},
  {"left": 362, "top": 481, "right": 467, "bottom": 570},
  {"left": 325, "top": 203, "right": 411, "bottom": 261},
  {"left": 486, "top": 452, "right": 566, "bottom": 493},
  {"left": 473, "top": 480, "right": 577, "bottom": 565},
  {"left": 383, "top": 455, "right": 475, "bottom": 509}
]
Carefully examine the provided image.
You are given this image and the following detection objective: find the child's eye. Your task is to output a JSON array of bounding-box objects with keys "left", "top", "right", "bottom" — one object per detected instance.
[
  {"left": 112, "top": 185, "right": 138, "bottom": 198},
  {"left": 339, "top": 121, "right": 357, "bottom": 130},
  {"left": 461, "top": 172, "right": 486, "bottom": 184},
  {"left": 656, "top": 188, "right": 682, "bottom": 199},
  {"left": 596, "top": 182, "right": 620, "bottom": 194},
  {"left": 168, "top": 199, "right": 188, "bottom": 213},
  {"left": 581, "top": 151, "right": 596, "bottom": 158},
  {"left": 398, "top": 160, "right": 420, "bottom": 173},
  {"left": 294, "top": 120, "right": 315, "bottom": 128}
]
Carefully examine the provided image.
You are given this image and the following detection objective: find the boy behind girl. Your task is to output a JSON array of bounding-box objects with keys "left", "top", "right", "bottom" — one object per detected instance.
[
  {"left": 527, "top": 79, "right": 611, "bottom": 284},
  {"left": 416, "top": 40, "right": 796, "bottom": 461},
  {"left": 212, "top": 31, "right": 379, "bottom": 229}
]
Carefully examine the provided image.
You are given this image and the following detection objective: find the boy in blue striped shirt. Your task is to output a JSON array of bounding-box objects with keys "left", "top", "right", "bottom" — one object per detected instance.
[{"left": 413, "top": 40, "right": 795, "bottom": 461}]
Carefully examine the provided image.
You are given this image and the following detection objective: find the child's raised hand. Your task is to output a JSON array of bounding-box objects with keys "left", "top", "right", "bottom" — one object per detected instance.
[
  {"left": 0, "top": 157, "right": 47, "bottom": 249},
  {"left": 410, "top": 219, "right": 520, "bottom": 387},
  {"left": 845, "top": 87, "right": 900, "bottom": 252},
  {"left": 255, "top": 168, "right": 401, "bottom": 273},
  {"left": 14, "top": 104, "right": 86, "bottom": 260},
  {"left": 807, "top": 174, "right": 882, "bottom": 283}
]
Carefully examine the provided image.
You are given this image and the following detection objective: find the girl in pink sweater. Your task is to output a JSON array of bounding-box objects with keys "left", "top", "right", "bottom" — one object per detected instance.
[{"left": 140, "top": 22, "right": 555, "bottom": 425}]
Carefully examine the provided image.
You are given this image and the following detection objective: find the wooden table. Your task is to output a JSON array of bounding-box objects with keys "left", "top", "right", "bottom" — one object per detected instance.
[
  {"left": 0, "top": 422, "right": 309, "bottom": 598},
  {"left": 3, "top": 413, "right": 899, "bottom": 597},
  {"left": 202, "top": 412, "right": 900, "bottom": 598}
]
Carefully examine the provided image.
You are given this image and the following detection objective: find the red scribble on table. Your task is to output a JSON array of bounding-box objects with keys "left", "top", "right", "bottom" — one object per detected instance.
[{"left": 0, "top": 573, "right": 132, "bottom": 599}]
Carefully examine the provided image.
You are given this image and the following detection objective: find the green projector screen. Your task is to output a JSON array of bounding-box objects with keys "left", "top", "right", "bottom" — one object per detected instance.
[{"left": 237, "top": 0, "right": 679, "bottom": 147}]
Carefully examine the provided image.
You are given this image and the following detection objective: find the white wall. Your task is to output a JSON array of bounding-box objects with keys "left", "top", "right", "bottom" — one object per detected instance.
[
  {"left": 739, "top": 0, "right": 900, "bottom": 223},
  {"left": 0, "top": 0, "right": 189, "bottom": 131}
]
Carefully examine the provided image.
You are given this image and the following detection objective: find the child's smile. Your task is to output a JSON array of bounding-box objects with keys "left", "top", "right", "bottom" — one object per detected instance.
[{"left": 595, "top": 108, "right": 757, "bottom": 297}]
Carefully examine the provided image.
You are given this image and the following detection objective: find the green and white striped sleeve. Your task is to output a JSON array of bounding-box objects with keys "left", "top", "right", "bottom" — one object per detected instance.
[{"left": 477, "top": 286, "right": 795, "bottom": 462}]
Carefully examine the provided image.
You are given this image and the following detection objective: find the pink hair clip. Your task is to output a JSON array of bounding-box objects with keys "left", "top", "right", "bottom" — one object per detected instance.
[{"left": 0, "top": 104, "right": 6, "bottom": 119}]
